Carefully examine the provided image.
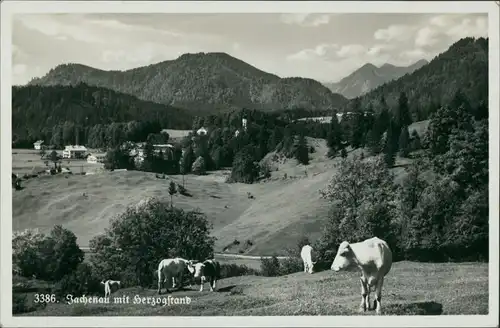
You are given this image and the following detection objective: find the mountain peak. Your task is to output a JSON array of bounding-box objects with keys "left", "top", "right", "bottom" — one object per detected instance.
[
  {"left": 29, "top": 52, "right": 348, "bottom": 112},
  {"left": 324, "top": 59, "right": 431, "bottom": 99}
]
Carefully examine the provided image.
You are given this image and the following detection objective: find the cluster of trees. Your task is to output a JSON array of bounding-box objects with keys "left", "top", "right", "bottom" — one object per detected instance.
[
  {"left": 105, "top": 108, "right": 319, "bottom": 182},
  {"left": 12, "top": 83, "right": 196, "bottom": 148},
  {"left": 314, "top": 92, "right": 488, "bottom": 262}
]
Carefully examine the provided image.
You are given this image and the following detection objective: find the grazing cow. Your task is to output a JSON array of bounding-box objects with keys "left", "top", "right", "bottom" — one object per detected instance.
[
  {"left": 330, "top": 237, "right": 393, "bottom": 314},
  {"left": 101, "top": 280, "right": 121, "bottom": 298},
  {"left": 157, "top": 258, "right": 195, "bottom": 294},
  {"left": 189, "top": 259, "right": 220, "bottom": 292},
  {"left": 300, "top": 245, "right": 317, "bottom": 274}
]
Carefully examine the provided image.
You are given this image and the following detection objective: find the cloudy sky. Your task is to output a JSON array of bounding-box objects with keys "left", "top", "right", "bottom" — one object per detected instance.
[{"left": 12, "top": 13, "right": 487, "bottom": 85}]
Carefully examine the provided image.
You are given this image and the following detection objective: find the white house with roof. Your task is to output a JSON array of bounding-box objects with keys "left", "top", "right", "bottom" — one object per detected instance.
[
  {"left": 62, "top": 145, "right": 87, "bottom": 159},
  {"left": 196, "top": 127, "right": 208, "bottom": 136},
  {"left": 33, "top": 140, "right": 44, "bottom": 150}
]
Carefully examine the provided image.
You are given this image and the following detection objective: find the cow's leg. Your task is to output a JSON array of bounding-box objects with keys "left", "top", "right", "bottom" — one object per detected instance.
[
  {"left": 199, "top": 277, "right": 205, "bottom": 292},
  {"left": 165, "top": 273, "right": 172, "bottom": 293},
  {"left": 212, "top": 276, "right": 217, "bottom": 291},
  {"left": 359, "top": 277, "right": 368, "bottom": 312},
  {"left": 374, "top": 277, "right": 384, "bottom": 315},
  {"left": 158, "top": 270, "right": 163, "bottom": 294},
  {"left": 303, "top": 261, "right": 308, "bottom": 273},
  {"left": 209, "top": 277, "right": 215, "bottom": 292}
]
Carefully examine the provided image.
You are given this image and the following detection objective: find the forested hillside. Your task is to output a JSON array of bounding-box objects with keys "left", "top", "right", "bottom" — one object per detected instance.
[
  {"left": 341, "top": 37, "right": 488, "bottom": 121},
  {"left": 12, "top": 83, "right": 197, "bottom": 147},
  {"left": 28, "top": 52, "right": 348, "bottom": 112}
]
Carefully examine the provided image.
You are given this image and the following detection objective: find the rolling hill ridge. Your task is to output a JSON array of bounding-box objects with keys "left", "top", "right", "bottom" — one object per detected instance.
[{"left": 28, "top": 52, "right": 348, "bottom": 113}]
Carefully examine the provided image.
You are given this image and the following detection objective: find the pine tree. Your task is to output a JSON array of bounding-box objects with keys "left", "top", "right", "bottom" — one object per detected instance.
[
  {"left": 396, "top": 91, "right": 412, "bottom": 128},
  {"left": 350, "top": 112, "right": 365, "bottom": 149},
  {"left": 366, "top": 129, "right": 381, "bottom": 155},
  {"left": 327, "top": 115, "right": 342, "bottom": 153},
  {"left": 295, "top": 134, "right": 309, "bottom": 165},
  {"left": 168, "top": 181, "right": 177, "bottom": 208},
  {"left": 398, "top": 126, "right": 411, "bottom": 158},
  {"left": 384, "top": 123, "right": 397, "bottom": 167}
]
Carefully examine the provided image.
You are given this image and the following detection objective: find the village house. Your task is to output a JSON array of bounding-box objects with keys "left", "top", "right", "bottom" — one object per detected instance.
[
  {"left": 131, "top": 144, "right": 175, "bottom": 163},
  {"left": 33, "top": 140, "right": 44, "bottom": 150},
  {"left": 62, "top": 145, "right": 87, "bottom": 159},
  {"left": 87, "top": 154, "right": 106, "bottom": 164},
  {"left": 196, "top": 127, "right": 208, "bottom": 136}
]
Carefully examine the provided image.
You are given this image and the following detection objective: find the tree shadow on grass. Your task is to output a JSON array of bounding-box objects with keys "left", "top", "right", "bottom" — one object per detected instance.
[{"left": 384, "top": 301, "right": 443, "bottom": 315}]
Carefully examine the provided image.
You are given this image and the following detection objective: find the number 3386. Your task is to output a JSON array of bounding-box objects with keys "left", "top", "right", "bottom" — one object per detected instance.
[{"left": 34, "top": 294, "right": 57, "bottom": 303}]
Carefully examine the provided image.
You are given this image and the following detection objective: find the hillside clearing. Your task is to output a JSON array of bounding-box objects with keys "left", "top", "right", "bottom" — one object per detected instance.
[
  {"left": 12, "top": 133, "right": 428, "bottom": 255},
  {"left": 16, "top": 261, "right": 488, "bottom": 316}
]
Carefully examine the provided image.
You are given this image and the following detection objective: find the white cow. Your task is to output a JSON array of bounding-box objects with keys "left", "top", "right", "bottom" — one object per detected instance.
[
  {"left": 101, "top": 280, "right": 121, "bottom": 298},
  {"left": 157, "top": 258, "right": 195, "bottom": 294},
  {"left": 300, "top": 245, "right": 317, "bottom": 274},
  {"left": 330, "top": 237, "right": 392, "bottom": 314}
]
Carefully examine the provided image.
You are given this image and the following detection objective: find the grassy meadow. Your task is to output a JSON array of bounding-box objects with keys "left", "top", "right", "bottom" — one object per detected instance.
[{"left": 15, "top": 261, "right": 488, "bottom": 316}]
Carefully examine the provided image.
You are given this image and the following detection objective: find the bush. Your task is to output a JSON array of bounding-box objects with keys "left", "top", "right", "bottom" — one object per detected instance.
[
  {"left": 279, "top": 256, "right": 303, "bottom": 275},
  {"left": 191, "top": 156, "right": 206, "bottom": 175},
  {"left": 228, "top": 146, "right": 260, "bottom": 184},
  {"left": 219, "top": 264, "right": 260, "bottom": 279},
  {"left": 54, "top": 263, "right": 102, "bottom": 298},
  {"left": 12, "top": 226, "right": 84, "bottom": 281},
  {"left": 260, "top": 256, "right": 281, "bottom": 277},
  {"left": 88, "top": 198, "right": 215, "bottom": 288}
]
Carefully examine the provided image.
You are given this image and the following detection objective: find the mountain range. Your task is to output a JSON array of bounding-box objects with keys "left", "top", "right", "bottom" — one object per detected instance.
[
  {"left": 16, "top": 36, "right": 488, "bottom": 144},
  {"left": 351, "top": 37, "right": 488, "bottom": 119},
  {"left": 323, "top": 59, "right": 429, "bottom": 99},
  {"left": 28, "top": 52, "right": 348, "bottom": 113}
]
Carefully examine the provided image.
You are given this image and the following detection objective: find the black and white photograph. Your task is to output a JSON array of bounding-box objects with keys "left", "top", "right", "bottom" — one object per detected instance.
[{"left": 1, "top": 1, "right": 499, "bottom": 327}]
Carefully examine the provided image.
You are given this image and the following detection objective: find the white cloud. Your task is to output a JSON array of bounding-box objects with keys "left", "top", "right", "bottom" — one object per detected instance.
[
  {"left": 13, "top": 64, "right": 27, "bottom": 75},
  {"left": 366, "top": 44, "right": 395, "bottom": 57},
  {"left": 87, "top": 18, "right": 181, "bottom": 37},
  {"left": 336, "top": 44, "right": 365, "bottom": 58},
  {"left": 18, "top": 15, "right": 105, "bottom": 43},
  {"left": 400, "top": 48, "right": 427, "bottom": 61},
  {"left": 286, "top": 43, "right": 339, "bottom": 61},
  {"left": 374, "top": 24, "right": 413, "bottom": 42},
  {"left": 415, "top": 27, "right": 440, "bottom": 48},
  {"left": 280, "top": 13, "right": 332, "bottom": 27},
  {"left": 446, "top": 17, "right": 488, "bottom": 39}
]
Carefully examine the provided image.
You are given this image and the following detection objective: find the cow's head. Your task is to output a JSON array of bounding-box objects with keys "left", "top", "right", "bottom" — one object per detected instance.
[
  {"left": 187, "top": 260, "right": 197, "bottom": 274},
  {"left": 193, "top": 263, "right": 206, "bottom": 281},
  {"left": 331, "top": 241, "right": 353, "bottom": 272},
  {"left": 309, "top": 261, "right": 318, "bottom": 273}
]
